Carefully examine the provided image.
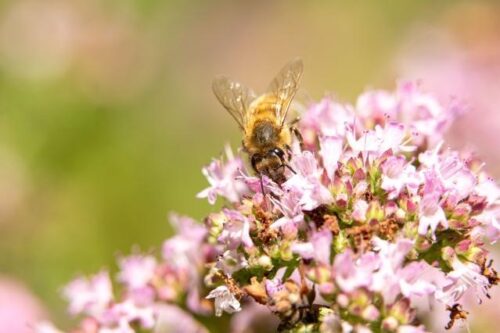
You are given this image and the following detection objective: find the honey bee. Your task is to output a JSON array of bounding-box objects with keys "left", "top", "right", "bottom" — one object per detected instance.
[{"left": 212, "top": 58, "right": 303, "bottom": 185}]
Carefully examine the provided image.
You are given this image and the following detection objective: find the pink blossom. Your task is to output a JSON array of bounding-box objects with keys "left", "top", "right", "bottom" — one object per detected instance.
[
  {"left": 0, "top": 276, "right": 48, "bottom": 333},
  {"left": 300, "top": 98, "right": 355, "bottom": 140},
  {"left": 284, "top": 151, "right": 333, "bottom": 210},
  {"left": 230, "top": 300, "right": 279, "bottom": 333},
  {"left": 63, "top": 271, "right": 113, "bottom": 318},
  {"left": 154, "top": 304, "right": 208, "bottom": 333},
  {"left": 440, "top": 257, "right": 490, "bottom": 305},
  {"left": 117, "top": 255, "right": 157, "bottom": 291},
  {"left": 319, "top": 135, "right": 343, "bottom": 181},
  {"left": 352, "top": 199, "right": 369, "bottom": 222},
  {"left": 270, "top": 188, "right": 304, "bottom": 230},
  {"left": 333, "top": 250, "right": 378, "bottom": 293},
  {"left": 418, "top": 172, "right": 447, "bottom": 236},
  {"left": 162, "top": 214, "right": 206, "bottom": 270},
  {"left": 370, "top": 238, "right": 430, "bottom": 303},
  {"left": 397, "top": 325, "right": 428, "bottom": 333},
  {"left": 197, "top": 145, "right": 248, "bottom": 204},
  {"left": 218, "top": 209, "right": 254, "bottom": 249},
  {"left": 347, "top": 122, "right": 414, "bottom": 158},
  {"left": 356, "top": 90, "right": 398, "bottom": 123},
  {"left": 291, "top": 242, "right": 314, "bottom": 260},
  {"left": 396, "top": 81, "right": 456, "bottom": 146},
  {"left": 107, "top": 299, "right": 156, "bottom": 329},
  {"left": 381, "top": 156, "right": 419, "bottom": 199}
]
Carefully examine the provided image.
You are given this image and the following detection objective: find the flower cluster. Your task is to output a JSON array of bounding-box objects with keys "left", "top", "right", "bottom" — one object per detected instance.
[
  {"left": 38, "top": 214, "right": 212, "bottom": 333},
  {"left": 40, "top": 82, "right": 498, "bottom": 333}
]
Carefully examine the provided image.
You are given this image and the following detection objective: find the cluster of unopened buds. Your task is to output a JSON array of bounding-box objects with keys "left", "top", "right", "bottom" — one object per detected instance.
[{"left": 38, "top": 82, "right": 499, "bottom": 333}]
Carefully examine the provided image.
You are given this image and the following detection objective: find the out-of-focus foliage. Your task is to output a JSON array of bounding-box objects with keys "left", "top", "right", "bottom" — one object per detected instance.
[{"left": 0, "top": 0, "right": 498, "bottom": 331}]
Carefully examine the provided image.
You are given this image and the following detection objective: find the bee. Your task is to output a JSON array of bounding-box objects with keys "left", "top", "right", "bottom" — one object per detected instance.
[{"left": 212, "top": 58, "right": 303, "bottom": 185}]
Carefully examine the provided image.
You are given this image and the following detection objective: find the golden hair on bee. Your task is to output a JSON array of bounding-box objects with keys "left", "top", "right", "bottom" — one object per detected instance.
[{"left": 212, "top": 58, "right": 304, "bottom": 185}]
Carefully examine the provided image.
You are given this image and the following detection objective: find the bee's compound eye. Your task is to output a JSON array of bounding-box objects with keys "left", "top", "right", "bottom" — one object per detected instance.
[{"left": 271, "top": 148, "right": 285, "bottom": 159}]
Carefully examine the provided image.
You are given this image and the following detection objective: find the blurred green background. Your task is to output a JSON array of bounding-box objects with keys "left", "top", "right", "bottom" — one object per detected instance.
[{"left": 0, "top": 0, "right": 499, "bottom": 331}]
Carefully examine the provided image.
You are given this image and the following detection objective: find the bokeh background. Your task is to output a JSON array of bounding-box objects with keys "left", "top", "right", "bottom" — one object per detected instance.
[{"left": 0, "top": 0, "right": 499, "bottom": 332}]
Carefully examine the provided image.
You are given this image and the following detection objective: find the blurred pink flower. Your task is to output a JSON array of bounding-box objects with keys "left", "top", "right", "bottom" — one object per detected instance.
[
  {"left": 63, "top": 270, "right": 113, "bottom": 318},
  {"left": 0, "top": 276, "right": 47, "bottom": 333},
  {"left": 230, "top": 301, "right": 279, "bottom": 333},
  {"left": 154, "top": 304, "right": 208, "bottom": 333}
]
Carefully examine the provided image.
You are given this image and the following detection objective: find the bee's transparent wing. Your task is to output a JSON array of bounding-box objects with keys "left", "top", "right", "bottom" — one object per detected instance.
[
  {"left": 267, "top": 58, "right": 303, "bottom": 128},
  {"left": 212, "top": 76, "right": 255, "bottom": 132}
]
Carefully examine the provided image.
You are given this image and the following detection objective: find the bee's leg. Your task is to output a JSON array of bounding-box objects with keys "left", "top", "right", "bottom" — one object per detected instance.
[{"left": 290, "top": 126, "right": 304, "bottom": 151}]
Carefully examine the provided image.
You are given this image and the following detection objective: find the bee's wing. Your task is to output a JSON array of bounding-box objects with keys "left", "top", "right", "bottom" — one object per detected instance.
[
  {"left": 212, "top": 76, "right": 255, "bottom": 132},
  {"left": 267, "top": 58, "right": 303, "bottom": 128}
]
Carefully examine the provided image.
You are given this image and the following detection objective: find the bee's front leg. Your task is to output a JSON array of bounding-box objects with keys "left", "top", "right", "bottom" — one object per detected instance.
[
  {"left": 290, "top": 126, "right": 304, "bottom": 151},
  {"left": 287, "top": 117, "right": 304, "bottom": 150}
]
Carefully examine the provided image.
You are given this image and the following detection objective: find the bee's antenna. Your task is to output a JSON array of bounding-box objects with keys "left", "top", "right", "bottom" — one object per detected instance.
[{"left": 283, "top": 163, "right": 296, "bottom": 174}]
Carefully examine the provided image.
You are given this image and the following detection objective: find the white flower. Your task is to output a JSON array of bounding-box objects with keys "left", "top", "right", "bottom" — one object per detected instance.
[{"left": 205, "top": 285, "right": 241, "bottom": 316}]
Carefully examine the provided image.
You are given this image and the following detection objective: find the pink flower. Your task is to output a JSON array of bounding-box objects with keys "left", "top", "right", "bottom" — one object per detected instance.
[
  {"left": 352, "top": 199, "right": 369, "bottom": 222},
  {"left": 397, "top": 262, "right": 437, "bottom": 299},
  {"left": 162, "top": 214, "right": 206, "bottom": 270},
  {"left": 106, "top": 299, "right": 156, "bottom": 329},
  {"left": 117, "top": 255, "right": 157, "bottom": 291},
  {"left": 418, "top": 192, "right": 447, "bottom": 237},
  {"left": 300, "top": 98, "right": 355, "bottom": 139},
  {"left": 291, "top": 229, "right": 332, "bottom": 265},
  {"left": 270, "top": 188, "right": 304, "bottom": 230},
  {"left": 230, "top": 300, "right": 279, "bottom": 333},
  {"left": 381, "top": 156, "right": 419, "bottom": 199},
  {"left": 218, "top": 209, "right": 254, "bottom": 249},
  {"left": 397, "top": 325, "right": 428, "bottom": 333},
  {"left": 319, "top": 135, "right": 343, "bottom": 181},
  {"left": 396, "top": 81, "right": 456, "bottom": 146},
  {"left": 265, "top": 278, "right": 284, "bottom": 297},
  {"left": 347, "top": 122, "right": 414, "bottom": 158},
  {"left": 439, "top": 257, "right": 490, "bottom": 305},
  {"left": 290, "top": 242, "right": 314, "bottom": 260},
  {"left": 356, "top": 90, "right": 398, "bottom": 125},
  {"left": 63, "top": 271, "right": 113, "bottom": 318},
  {"left": 197, "top": 145, "right": 248, "bottom": 204},
  {"left": 0, "top": 276, "right": 48, "bottom": 333},
  {"left": 370, "top": 238, "right": 429, "bottom": 303},
  {"left": 284, "top": 151, "right": 333, "bottom": 210},
  {"left": 333, "top": 250, "right": 379, "bottom": 293},
  {"left": 476, "top": 209, "right": 500, "bottom": 244},
  {"left": 418, "top": 172, "right": 447, "bottom": 236},
  {"left": 155, "top": 304, "right": 208, "bottom": 333}
]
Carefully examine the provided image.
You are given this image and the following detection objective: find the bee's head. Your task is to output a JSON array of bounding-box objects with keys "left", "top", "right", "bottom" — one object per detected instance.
[{"left": 251, "top": 148, "right": 287, "bottom": 182}]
